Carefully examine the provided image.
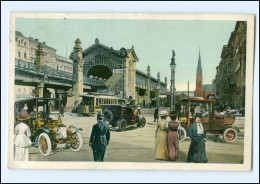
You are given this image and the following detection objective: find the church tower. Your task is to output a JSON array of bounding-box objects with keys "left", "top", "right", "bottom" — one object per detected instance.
[{"left": 194, "top": 49, "right": 203, "bottom": 97}]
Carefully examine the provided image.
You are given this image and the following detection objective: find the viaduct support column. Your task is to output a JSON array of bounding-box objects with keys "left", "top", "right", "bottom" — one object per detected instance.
[
  {"left": 147, "top": 65, "right": 151, "bottom": 108},
  {"left": 72, "top": 38, "right": 84, "bottom": 109}
]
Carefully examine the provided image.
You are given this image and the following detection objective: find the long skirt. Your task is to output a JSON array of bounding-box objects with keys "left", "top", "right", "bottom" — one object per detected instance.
[
  {"left": 187, "top": 137, "right": 208, "bottom": 163},
  {"left": 167, "top": 131, "right": 179, "bottom": 160},
  {"left": 155, "top": 131, "right": 168, "bottom": 160},
  {"left": 14, "top": 146, "right": 29, "bottom": 161}
]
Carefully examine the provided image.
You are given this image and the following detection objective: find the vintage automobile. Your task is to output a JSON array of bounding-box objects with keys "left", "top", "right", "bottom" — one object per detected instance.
[
  {"left": 101, "top": 104, "right": 146, "bottom": 131},
  {"left": 14, "top": 97, "right": 83, "bottom": 156},
  {"left": 178, "top": 98, "right": 239, "bottom": 143}
]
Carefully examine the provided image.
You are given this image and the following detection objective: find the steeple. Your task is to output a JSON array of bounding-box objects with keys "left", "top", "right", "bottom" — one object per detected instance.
[
  {"left": 194, "top": 47, "right": 203, "bottom": 97},
  {"left": 197, "top": 47, "right": 202, "bottom": 74}
]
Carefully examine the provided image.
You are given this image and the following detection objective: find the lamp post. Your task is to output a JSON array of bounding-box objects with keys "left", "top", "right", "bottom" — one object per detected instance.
[
  {"left": 157, "top": 72, "right": 160, "bottom": 113},
  {"left": 170, "top": 50, "right": 176, "bottom": 112}
]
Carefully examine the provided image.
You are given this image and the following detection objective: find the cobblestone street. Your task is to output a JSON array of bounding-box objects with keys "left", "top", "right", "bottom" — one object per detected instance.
[{"left": 29, "top": 108, "right": 244, "bottom": 163}]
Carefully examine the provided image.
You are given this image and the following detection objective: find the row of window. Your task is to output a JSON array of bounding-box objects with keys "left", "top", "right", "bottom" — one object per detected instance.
[
  {"left": 95, "top": 98, "right": 118, "bottom": 107},
  {"left": 16, "top": 38, "right": 27, "bottom": 46},
  {"left": 17, "top": 51, "right": 27, "bottom": 59}
]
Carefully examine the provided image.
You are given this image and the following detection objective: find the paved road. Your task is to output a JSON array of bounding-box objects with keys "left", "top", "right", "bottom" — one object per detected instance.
[{"left": 29, "top": 108, "right": 244, "bottom": 163}]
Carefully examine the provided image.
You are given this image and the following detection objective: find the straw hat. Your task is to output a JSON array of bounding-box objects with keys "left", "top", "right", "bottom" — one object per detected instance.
[{"left": 159, "top": 110, "right": 169, "bottom": 117}]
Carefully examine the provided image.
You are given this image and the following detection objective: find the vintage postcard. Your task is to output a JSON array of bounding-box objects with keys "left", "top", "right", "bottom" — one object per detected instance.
[{"left": 8, "top": 13, "right": 255, "bottom": 171}]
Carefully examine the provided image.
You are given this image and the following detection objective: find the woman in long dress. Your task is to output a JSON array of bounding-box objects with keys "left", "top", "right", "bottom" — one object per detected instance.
[
  {"left": 155, "top": 110, "right": 168, "bottom": 160},
  {"left": 166, "top": 111, "right": 179, "bottom": 161},
  {"left": 187, "top": 113, "right": 208, "bottom": 163},
  {"left": 14, "top": 111, "right": 32, "bottom": 161}
]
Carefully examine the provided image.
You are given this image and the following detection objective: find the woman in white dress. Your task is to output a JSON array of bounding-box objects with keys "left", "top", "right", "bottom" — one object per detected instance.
[{"left": 14, "top": 111, "right": 32, "bottom": 161}]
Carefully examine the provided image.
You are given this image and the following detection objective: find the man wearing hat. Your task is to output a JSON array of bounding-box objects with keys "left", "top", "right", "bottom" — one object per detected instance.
[
  {"left": 89, "top": 112, "right": 110, "bottom": 162},
  {"left": 224, "top": 106, "right": 232, "bottom": 115},
  {"left": 187, "top": 113, "right": 208, "bottom": 163},
  {"left": 14, "top": 111, "right": 32, "bottom": 161},
  {"left": 29, "top": 106, "right": 37, "bottom": 132}
]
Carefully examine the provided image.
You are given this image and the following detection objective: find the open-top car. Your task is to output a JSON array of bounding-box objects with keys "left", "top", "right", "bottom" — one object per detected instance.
[
  {"left": 178, "top": 98, "right": 239, "bottom": 143},
  {"left": 101, "top": 104, "right": 146, "bottom": 131},
  {"left": 14, "top": 97, "right": 83, "bottom": 156}
]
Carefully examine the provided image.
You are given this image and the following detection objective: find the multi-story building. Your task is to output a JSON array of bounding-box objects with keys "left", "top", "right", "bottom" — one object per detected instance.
[
  {"left": 15, "top": 31, "right": 73, "bottom": 72},
  {"left": 213, "top": 21, "right": 246, "bottom": 110},
  {"left": 15, "top": 31, "right": 74, "bottom": 98}
]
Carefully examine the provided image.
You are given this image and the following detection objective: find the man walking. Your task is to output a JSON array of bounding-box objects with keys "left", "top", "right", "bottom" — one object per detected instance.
[
  {"left": 154, "top": 107, "right": 159, "bottom": 122},
  {"left": 89, "top": 112, "right": 110, "bottom": 162}
]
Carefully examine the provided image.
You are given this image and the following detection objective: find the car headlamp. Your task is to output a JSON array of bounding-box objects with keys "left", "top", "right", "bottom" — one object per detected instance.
[{"left": 70, "top": 127, "right": 76, "bottom": 134}]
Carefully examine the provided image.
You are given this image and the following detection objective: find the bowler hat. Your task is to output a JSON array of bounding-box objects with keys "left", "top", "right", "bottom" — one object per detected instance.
[
  {"left": 225, "top": 106, "right": 231, "bottom": 110},
  {"left": 195, "top": 113, "right": 202, "bottom": 118},
  {"left": 17, "top": 111, "right": 30, "bottom": 121}
]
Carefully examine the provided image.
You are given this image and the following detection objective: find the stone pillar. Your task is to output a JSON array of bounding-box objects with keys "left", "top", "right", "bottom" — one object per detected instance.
[
  {"left": 147, "top": 65, "right": 151, "bottom": 108},
  {"left": 72, "top": 38, "right": 84, "bottom": 108},
  {"left": 34, "top": 83, "right": 44, "bottom": 97},
  {"left": 34, "top": 43, "right": 44, "bottom": 68}
]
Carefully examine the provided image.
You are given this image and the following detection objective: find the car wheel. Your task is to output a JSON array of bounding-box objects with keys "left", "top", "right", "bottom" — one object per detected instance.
[
  {"left": 178, "top": 127, "right": 187, "bottom": 142},
  {"left": 70, "top": 132, "right": 83, "bottom": 152},
  {"left": 223, "top": 128, "right": 238, "bottom": 143},
  {"left": 38, "top": 133, "right": 52, "bottom": 156},
  {"left": 119, "top": 119, "right": 127, "bottom": 131},
  {"left": 103, "top": 109, "right": 113, "bottom": 122}
]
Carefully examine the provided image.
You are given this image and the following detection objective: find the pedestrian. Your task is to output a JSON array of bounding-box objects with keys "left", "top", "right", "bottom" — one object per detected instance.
[
  {"left": 89, "top": 112, "right": 110, "bottom": 162},
  {"left": 29, "top": 106, "right": 38, "bottom": 132},
  {"left": 190, "top": 105, "right": 195, "bottom": 118},
  {"left": 155, "top": 110, "right": 169, "bottom": 160},
  {"left": 187, "top": 113, "right": 208, "bottom": 163},
  {"left": 200, "top": 105, "right": 206, "bottom": 117},
  {"left": 166, "top": 111, "right": 179, "bottom": 161},
  {"left": 14, "top": 111, "right": 32, "bottom": 161},
  {"left": 154, "top": 107, "right": 159, "bottom": 122},
  {"left": 137, "top": 105, "right": 141, "bottom": 114},
  {"left": 224, "top": 106, "right": 231, "bottom": 115},
  {"left": 60, "top": 104, "right": 65, "bottom": 117}
]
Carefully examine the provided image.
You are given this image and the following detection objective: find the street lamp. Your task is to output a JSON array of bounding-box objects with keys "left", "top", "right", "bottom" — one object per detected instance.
[
  {"left": 170, "top": 50, "right": 176, "bottom": 112},
  {"left": 157, "top": 72, "right": 160, "bottom": 113}
]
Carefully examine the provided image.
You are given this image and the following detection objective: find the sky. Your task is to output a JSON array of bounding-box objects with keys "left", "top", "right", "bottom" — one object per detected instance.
[{"left": 16, "top": 18, "right": 236, "bottom": 91}]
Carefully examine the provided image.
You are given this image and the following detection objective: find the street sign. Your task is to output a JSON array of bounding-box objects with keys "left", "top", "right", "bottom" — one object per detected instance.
[{"left": 113, "top": 69, "right": 123, "bottom": 74}]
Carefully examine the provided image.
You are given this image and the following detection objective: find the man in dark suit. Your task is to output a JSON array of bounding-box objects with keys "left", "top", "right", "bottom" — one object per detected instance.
[
  {"left": 89, "top": 112, "right": 110, "bottom": 162},
  {"left": 154, "top": 107, "right": 159, "bottom": 122}
]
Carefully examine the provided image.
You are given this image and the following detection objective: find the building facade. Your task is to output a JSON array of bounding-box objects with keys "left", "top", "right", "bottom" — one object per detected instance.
[
  {"left": 213, "top": 21, "right": 246, "bottom": 110},
  {"left": 15, "top": 31, "right": 74, "bottom": 98}
]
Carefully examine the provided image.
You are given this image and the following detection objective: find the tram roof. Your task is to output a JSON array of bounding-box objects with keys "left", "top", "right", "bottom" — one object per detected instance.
[
  {"left": 15, "top": 97, "right": 60, "bottom": 103},
  {"left": 180, "top": 98, "right": 216, "bottom": 103}
]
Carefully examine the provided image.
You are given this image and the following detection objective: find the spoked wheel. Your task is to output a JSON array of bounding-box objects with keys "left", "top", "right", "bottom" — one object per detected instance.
[
  {"left": 70, "top": 132, "right": 83, "bottom": 152},
  {"left": 138, "top": 118, "right": 146, "bottom": 128},
  {"left": 38, "top": 133, "right": 52, "bottom": 156},
  {"left": 178, "top": 127, "right": 187, "bottom": 142},
  {"left": 223, "top": 128, "right": 238, "bottom": 143},
  {"left": 119, "top": 119, "right": 127, "bottom": 131}
]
